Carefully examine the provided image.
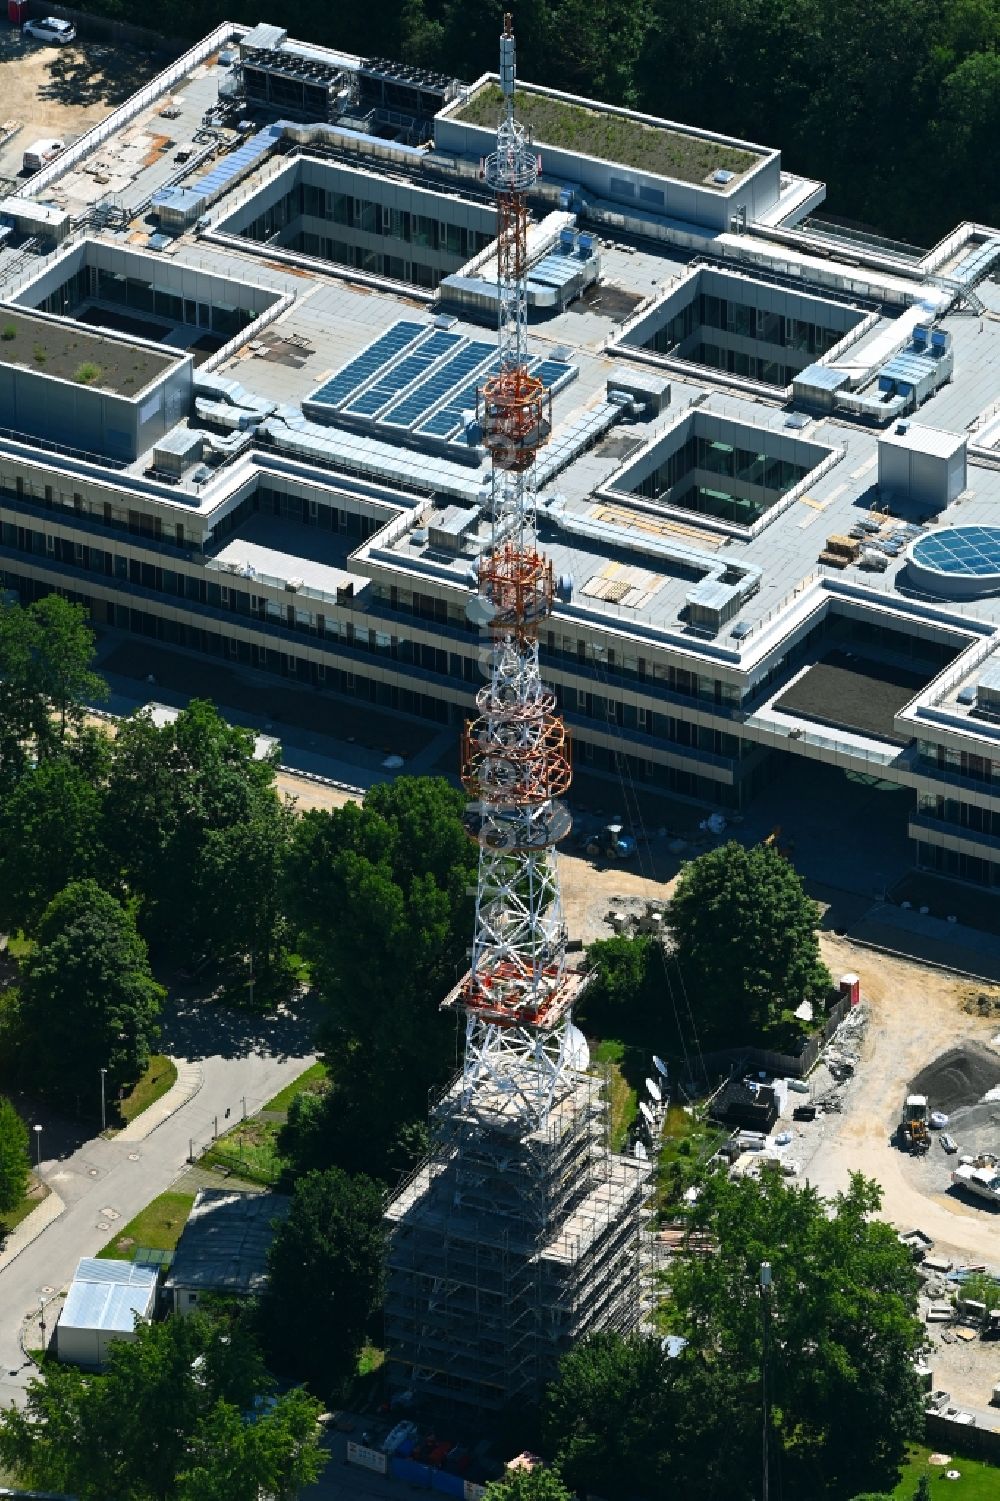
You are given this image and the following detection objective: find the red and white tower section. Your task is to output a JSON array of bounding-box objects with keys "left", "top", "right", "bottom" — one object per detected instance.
[{"left": 447, "top": 15, "right": 582, "bottom": 1126}]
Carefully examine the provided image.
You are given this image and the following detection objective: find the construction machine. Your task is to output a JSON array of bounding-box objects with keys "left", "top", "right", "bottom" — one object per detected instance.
[{"left": 897, "top": 1094, "right": 931, "bottom": 1154}]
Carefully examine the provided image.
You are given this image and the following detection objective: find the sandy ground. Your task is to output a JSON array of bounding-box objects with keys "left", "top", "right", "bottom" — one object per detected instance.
[
  {"left": 807, "top": 933, "right": 1000, "bottom": 1266},
  {"left": 0, "top": 26, "right": 166, "bottom": 181}
]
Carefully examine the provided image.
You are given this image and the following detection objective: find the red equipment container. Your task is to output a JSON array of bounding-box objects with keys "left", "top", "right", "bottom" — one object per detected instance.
[
  {"left": 840, "top": 972, "right": 861, "bottom": 1007},
  {"left": 8, "top": 1, "right": 29, "bottom": 24}
]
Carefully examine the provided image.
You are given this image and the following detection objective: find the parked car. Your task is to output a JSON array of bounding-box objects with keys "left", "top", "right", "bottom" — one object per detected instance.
[
  {"left": 24, "top": 16, "right": 76, "bottom": 43},
  {"left": 940, "top": 1133, "right": 958, "bottom": 1154}
]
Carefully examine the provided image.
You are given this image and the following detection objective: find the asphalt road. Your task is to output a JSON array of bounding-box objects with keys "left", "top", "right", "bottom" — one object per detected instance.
[{"left": 0, "top": 999, "right": 316, "bottom": 1408}]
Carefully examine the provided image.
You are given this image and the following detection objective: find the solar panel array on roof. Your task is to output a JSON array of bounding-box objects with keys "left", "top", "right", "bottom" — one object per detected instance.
[
  {"left": 344, "top": 329, "right": 462, "bottom": 418},
  {"left": 194, "top": 124, "right": 284, "bottom": 205},
  {"left": 309, "top": 321, "right": 425, "bottom": 410},
  {"left": 381, "top": 340, "right": 493, "bottom": 429},
  {"left": 912, "top": 526, "right": 1000, "bottom": 577},
  {"left": 417, "top": 356, "right": 501, "bottom": 439}
]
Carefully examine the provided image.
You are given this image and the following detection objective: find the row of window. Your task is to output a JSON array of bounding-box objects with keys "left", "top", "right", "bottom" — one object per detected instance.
[
  {"left": 33, "top": 266, "right": 255, "bottom": 339},
  {"left": 689, "top": 342, "right": 801, "bottom": 387},
  {"left": 636, "top": 434, "right": 808, "bottom": 512},
  {"left": 239, "top": 184, "right": 491, "bottom": 264},
  {"left": 916, "top": 841, "right": 1000, "bottom": 891},
  {"left": 918, "top": 739, "right": 1000, "bottom": 788},
  {"left": 918, "top": 793, "right": 1000, "bottom": 839},
  {"left": 647, "top": 296, "right": 848, "bottom": 359},
  {"left": 287, "top": 235, "right": 440, "bottom": 289}
]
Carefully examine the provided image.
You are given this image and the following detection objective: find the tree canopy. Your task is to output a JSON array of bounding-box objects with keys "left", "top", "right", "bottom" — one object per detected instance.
[
  {"left": 282, "top": 776, "right": 476, "bottom": 1178},
  {"left": 0, "top": 1097, "right": 29, "bottom": 1216},
  {"left": 259, "top": 1166, "right": 385, "bottom": 1396},
  {"left": 0, "top": 596, "right": 106, "bottom": 785},
  {"left": 542, "top": 1172, "right": 924, "bottom": 1499},
  {"left": 18, "top": 880, "right": 163, "bottom": 1108},
  {"left": 483, "top": 1466, "right": 574, "bottom": 1501},
  {"left": 669, "top": 841, "right": 831, "bottom": 1042},
  {"left": 0, "top": 1310, "right": 324, "bottom": 1501},
  {"left": 106, "top": 699, "right": 290, "bottom": 967}
]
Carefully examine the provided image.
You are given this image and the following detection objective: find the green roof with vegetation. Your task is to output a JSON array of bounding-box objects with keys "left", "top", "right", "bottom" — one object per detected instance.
[
  {"left": 453, "top": 84, "right": 760, "bottom": 184},
  {"left": 0, "top": 309, "right": 177, "bottom": 394}
]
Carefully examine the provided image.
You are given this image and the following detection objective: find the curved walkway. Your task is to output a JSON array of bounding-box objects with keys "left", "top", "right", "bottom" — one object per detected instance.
[{"left": 116, "top": 1059, "right": 203, "bottom": 1143}]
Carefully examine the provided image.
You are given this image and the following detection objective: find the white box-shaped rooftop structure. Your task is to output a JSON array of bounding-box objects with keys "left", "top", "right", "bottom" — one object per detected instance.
[
  {"left": 57, "top": 1257, "right": 157, "bottom": 1368},
  {"left": 436, "top": 78, "right": 780, "bottom": 231},
  {"left": 878, "top": 422, "right": 967, "bottom": 512}
]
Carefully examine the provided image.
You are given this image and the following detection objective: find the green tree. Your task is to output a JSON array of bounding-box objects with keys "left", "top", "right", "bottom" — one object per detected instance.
[
  {"left": 579, "top": 933, "right": 658, "bottom": 1044},
  {"left": 542, "top": 1332, "right": 677, "bottom": 1497},
  {"left": 668, "top": 1170, "right": 924, "bottom": 1498},
  {"left": 912, "top": 1476, "right": 933, "bottom": 1501},
  {"left": 19, "top": 880, "right": 163, "bottom": 1109},
  {"left": 176, "top": 1388, "right": 325, "bottom": 1501},
  {"left": 27, "top": 594, "right": 108, "bottom": 745},
  {"left": 259, "top": 1166, "right": 385, "bottom": 1396},
  {"left": 483, "top": 1465, "right": 574, "bottom": 1501},
  {"left": 0, "top": 1310, "right": 322, "bottom": 1501},
  {"left": 0, "top": 1096, "right": 29, "bottom": 1215},
  {"left": 106, "top": 699, "right": 286, "bottom": 965},
  {"left": 669, "top": 841, "right": 830, "bottom": 1042},
  {"left": 283, "top": 777, "right": 477, "bottom": 1177},
  {"left": 0, "top": 757, "right": 106, "bottom": 935}
]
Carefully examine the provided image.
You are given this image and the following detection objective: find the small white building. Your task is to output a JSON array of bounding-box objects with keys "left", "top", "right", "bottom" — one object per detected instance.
[{"left": 56, "top": 1257, "right": 158, "bottom": 1368}]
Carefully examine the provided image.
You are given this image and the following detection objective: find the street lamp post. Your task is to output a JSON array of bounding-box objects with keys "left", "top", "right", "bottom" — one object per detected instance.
[
  {"left": 100, "top": 1067, "right": 107, "bottom": 1133},
  {"left": 32, "top": 1123, "right": 43, "bottom": 1185}
]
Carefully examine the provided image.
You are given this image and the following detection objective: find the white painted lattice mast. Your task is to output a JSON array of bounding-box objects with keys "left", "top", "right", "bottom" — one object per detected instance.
[{"left": 450, "top": 13, "right": 579, "bottom": 1127}]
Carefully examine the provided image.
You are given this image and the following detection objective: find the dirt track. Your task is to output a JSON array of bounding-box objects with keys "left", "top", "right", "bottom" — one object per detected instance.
[{"left": 807, "top": 934, "right": 1000, "bottom": 1264}]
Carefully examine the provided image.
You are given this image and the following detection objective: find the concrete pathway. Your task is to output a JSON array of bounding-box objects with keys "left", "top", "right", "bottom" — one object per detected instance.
[
  {"left": 116, "top": 1059, "right": 203, "bottom": 1143},
  {"left": 0, "top": 1188, "right": 65, "bottom": 1276}
]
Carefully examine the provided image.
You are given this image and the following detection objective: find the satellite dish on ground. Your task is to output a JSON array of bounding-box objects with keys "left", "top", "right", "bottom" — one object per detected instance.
[
  {"left": 653, "top": 1055, "right": 669, "bottom": 1078},
  {"left": 646, "top": 1077, "right": 661, "bottom": 1103},
  {"left": 564, "top": 1022, "right": 590, "bottom": 1071},
  {"left": 639, "top": 1100, "right": 655, "bottom": 1127}
]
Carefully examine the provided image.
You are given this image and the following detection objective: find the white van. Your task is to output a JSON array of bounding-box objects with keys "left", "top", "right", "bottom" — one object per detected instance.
[{"left": 22, "top": 138, "right": 65, "bottom": 174}]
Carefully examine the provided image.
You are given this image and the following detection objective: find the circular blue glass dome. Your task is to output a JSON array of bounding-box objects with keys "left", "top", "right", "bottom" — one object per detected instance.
[{"left": 908, "top": 526, "right": 1000, "bottom": 598}]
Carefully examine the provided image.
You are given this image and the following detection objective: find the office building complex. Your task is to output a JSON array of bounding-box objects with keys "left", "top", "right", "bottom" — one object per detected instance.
[{"left": 1, "top": 18, "right": 1000, "bottom": 905}]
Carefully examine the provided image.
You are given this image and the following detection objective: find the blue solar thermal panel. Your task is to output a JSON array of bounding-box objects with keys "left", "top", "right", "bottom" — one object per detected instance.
[
  {"left": 344, "top": 330, "right": 461, "bottom": 418},
  {"left": 912, "top": 527, "right": 1000, "bottom": 576},
  {"left": 381, "top": 341, "right": 493, "bottom": 429},
  {"left": 195, "top": 125, "right": 281, "bottom": 200},
  {"left": 418, "top": 357, "right": 501, "bottom": 439},
  {"left": 309, "top": 322, "right": 426, "bottom": 410},
  {"left": 531, "top": 358, "right": 574, "bottom": 393}
]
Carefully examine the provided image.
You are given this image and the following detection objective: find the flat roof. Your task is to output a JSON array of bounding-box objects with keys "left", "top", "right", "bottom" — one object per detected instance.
[
  {"left": 61, "top": 1257, "right": 157, "bottom": 1334},
  {"left": 879, "top": 421, "right": 967, "bottom": 460},
  {"left": 164, "top": 1188, "right": 290, "bottom": 1296},
  {"left": 0, "top": 307, "right": 179, "bottom": 395},
  {"left": 451, "top": 82, "right": 762, "bottom": 184}
]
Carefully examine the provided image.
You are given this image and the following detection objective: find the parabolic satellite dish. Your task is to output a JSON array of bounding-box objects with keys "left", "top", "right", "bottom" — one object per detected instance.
[
  {"left": 653, "top": 1055, "right": 669, "bottom": 1078},
  {"left": 564, "top": 1022, "right": 590, "bottom": 1071}
]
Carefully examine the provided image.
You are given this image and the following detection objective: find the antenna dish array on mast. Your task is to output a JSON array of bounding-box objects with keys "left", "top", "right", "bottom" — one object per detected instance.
[{"left": 443, "top": 12, "right": 576, "bottom": 1125}]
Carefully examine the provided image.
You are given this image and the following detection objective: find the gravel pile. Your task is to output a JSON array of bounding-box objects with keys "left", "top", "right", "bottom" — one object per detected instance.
[{"left": 910, "top": 1043, "right": 1000, "bottom": 1114}]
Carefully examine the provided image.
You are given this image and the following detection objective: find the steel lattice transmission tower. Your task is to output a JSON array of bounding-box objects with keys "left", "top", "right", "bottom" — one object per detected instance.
[
  {"left": 383, "top": 17, "right": 650, "bottom": 1413},
  {"left": 456, "top": 11, "right": 579, "bottom": 1129}
]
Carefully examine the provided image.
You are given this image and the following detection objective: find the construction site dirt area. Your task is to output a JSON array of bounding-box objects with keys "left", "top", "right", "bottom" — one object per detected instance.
[{"left": 0, "top": 23, "right": 171, "bottom": 184}]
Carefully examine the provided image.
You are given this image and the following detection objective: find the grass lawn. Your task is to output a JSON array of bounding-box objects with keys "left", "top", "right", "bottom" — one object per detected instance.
[
  {"left": 591, "top": 1039, "right": 638, "bottom": 1151},
  {"left": 264, "top": 1060, "right": 328, "bottom": 1114},
  {"left": 890, "top": 1443, "right": 1000, "bottom": 1498},
  {"left": 0, "top": 1179, "right": 49, "bottom": 1236},
  {"left": 201, "top": 1117, "right": 287, "bottom": 1186},
  {"left": 97, "top": 1189, "right": 195, "bottom": 1260},
  {"left": 116, "top": 1054, "right": 177, "bottom": 1125},
  {"left": 454, "top": 83, "right": 758, "bottom": 183},
  {"left": 5, "top": 931, "right": 33, "bottom": 961},
  {"left": 656, "top": 1104, "right": 727, "bottom": 1216}
]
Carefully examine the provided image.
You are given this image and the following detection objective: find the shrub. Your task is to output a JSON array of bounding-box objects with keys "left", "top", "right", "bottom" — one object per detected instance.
[{"left": 73, "top": 362, "right": 103, "bottom": 385}]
